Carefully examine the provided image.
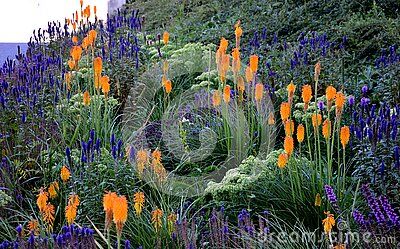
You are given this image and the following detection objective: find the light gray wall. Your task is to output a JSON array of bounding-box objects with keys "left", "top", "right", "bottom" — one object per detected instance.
[{"left": 108, "top": 0, "right": 126, "bottom": 14}]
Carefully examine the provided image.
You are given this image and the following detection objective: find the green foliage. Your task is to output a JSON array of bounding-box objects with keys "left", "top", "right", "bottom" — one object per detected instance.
[
  {"left": 0, "top": 190, "right": 12, "bottom": 207},
  {"left": 204, "top": 151, "right": 323, "bottom": 227},
  {"left": 127, "top": 0, "right": 399, "bottom": 64},
  {"left": 56, "top": 92, "right": 119, "bottom": 146}
]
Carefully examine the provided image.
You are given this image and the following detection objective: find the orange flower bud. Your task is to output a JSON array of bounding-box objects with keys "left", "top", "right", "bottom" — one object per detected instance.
[
  {"left": 223, "top": 85, "right": 231, "bottom": 103},
  {"left": 284, "top": 136, "right": 294, "bottom": 155},
  {"left": 249, "top": 55, "right": 258, "bottom": 73},
  {"left": 212, "top": 90, "right": 221, "bottom": 107},
  {"left": 268, "top": 113, "right": 275, "bottom": 125},
  {"left": 311, "top": 113, "right": 322, "bottom": 127},
  {"left": 335, "top": 91, "right": 346, "bottom": 115},
  {"left": 326, "top": 85, "right": 337, "bottom": 102},
  {"left": 302, "top": 84, "right": 312, "bottom": 111},
  {"left": 101, "top": 76, "right": 110, "bottom": 96},
  {"left": 163, "top": 31, "right": 170, "bottom": 45},
  {"left": 277, "top": 153, "right": 288, "bottom": 169},
  {"left": 164, "top": 80, "right": 172, "bottom": 94},
  {"left": 245, "top": 66, "right": 253, "bottom": 83},
  {"left": 219, "top": 37, "right": 228, "bottom": 53},
  {"left": 254, "top": 83, "right": 263, "bottom": 102},
  {"left": 280, "top": 102, "right": 291, "bottom": 121},
  {"left": 296, "top": 124, "right": 305, "bottom": 143},
  {"left": 284, "top": 119, "right": 295, "bottom": 137},
  {"left": 314, "top": 61, "right": 321, "bottom": 81},
  {"left": 340, "top": 126, "right": 350, "bottom": 149},
  {"left": 322, "top": 119, "right": 331, "bottom": 139},
  {"left": 237, "top": 76, "right": 245, "bottom": 92},
  {"left": 83, "top": 91, "right": 90, "bottom": 106},
  {"left": 93, "top": 57, "right": 102, "bottom": 75}
]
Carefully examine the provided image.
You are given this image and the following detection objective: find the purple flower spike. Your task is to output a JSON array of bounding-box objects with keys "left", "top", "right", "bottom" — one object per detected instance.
[
  {"left": 360, "top": 97, "right": 370, "bottom": 107},
  {"left": 125, "top": 240, "right": 131, "bottom": 249},
  {"left": 362, "top": 85, "right": 368, "bottom": 94},
  {"left": 318, "top": 101, "right": 325, "bottom": 111},
  {"left": 16, "top": 225, "right": 22, "bottom": 236},
  {"left": 352, "top": 209, "right": 367, "bottom": 227},
  {"left": 361, "top": 184, "right": 386, "bottom": 226},
  {"left": 324, "top": 185, "right": 340, "bottom": 213},
  {"left": 348, "top": 95, "right": 355, "bottom": 106},
  {"left": 379, "top": 196, "right": 400, "bottom": 227}
]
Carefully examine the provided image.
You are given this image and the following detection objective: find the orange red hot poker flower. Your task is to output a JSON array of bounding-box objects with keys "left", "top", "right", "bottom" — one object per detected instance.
[
  {"left": 249, "top": 55, "right": 258, "bottom": 74},
  {"left": 302, "top": 84, "right": 312, "bottom": 111},
  {"left": 48, "top": 182, "right": 59, "bottom": 199},
  {"left": 322, "top": 119, "right": 332, "bottom": 139},
  {"left": 103, "top": 191, "right": 117, "bottom": 230},
  {"left": 326, "top": 85, "right": 337, "bottom": 109},
  {"left": 72, "top": 36, "right": 78, "bottom": 44},
  {"left": 93, "top": 57, "right": 102, "bottom": 75},
  {"left": 163, "top": 31, "right": 170, "bottom": 45},
  {"left": 133, "top": 192, "right": 145, "bottom": 216},
  {"left": 37, "top": 188, "right": 48, "bottom": 212},
  {"left": 151, "top": 208, "right": 163, "bottom": 232},
  {"left": 88, "top": 30, "right": 97, "bottom": 46},
  {"left": 65, "top": 193, "right": 80, "bottom": 225},
  {"left": 287, "top": 81, "right": 296, "bottom": 104},
  {"left": 340, "top": 126, "right": 350, "bottom": 149},
  {"left": 212, "top": 90, "right": 222, "bottom": 107},
  {"left": 60, "top": 165, "right": 71, "bottom": 182},
  {"left": 234, "top": 20, "right": 242, "bottom": 47},
  {"left": 284, "top": 119, "right": 295, "bottom": 137},
  {"left": 101, "top": 76, "right": 110, "bottom": 97},
  {"left": 312, "top": 113, "right": 322, "bottom": 128},
  {"left": 223, "top": 85, "right": 231, "bottom": 103},
  {"left": 284, "top": 136, "right": 294, "bottom": 156},
  {"left": 83, "top": 91, "right": 90, "bottom": 106},
  {"left": 231, "top": 48, "right": 241, "bottom": 73},
  {"left": 70, "top": 46, "right": 83, "bottom": 63},
  {"left": 113, "top": 195, "right": 128, "bottom": 237},
  {"left": 245, "top": 66, "right": 253, "bottom": 83},
  {"left": 164, "top": 80, "right": 172, "bottom": 94},
  {"left": 296, "top": 124, "right": 305, "bottom": 143},
  {"left": 280, "top": 102, "right": 291, "bottom": 121},
  {"left": 277, "top": 153, "right": 288, "bottom": 169},
  {"left": 335, "top": 91, "right": 346, "bottom": 117},
  {"left": 254, "top": 83, "right": 263, "bottom": 102}
]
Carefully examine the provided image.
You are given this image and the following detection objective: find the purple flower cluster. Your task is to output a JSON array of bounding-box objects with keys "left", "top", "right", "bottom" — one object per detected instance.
[
  {"left": 0, "top": 225, "right": 95, "bottom": 249},
  {"left": 360, "top": 184, "right": 387, "bottom": 226},
  {"left": 174, "top": 207, "right": 269, "bottom": 248},
  {"left": 353, "top": 184, "right": 400, "bottom": 246},
  {"left": 349, "top": 86, "right": 399, "bottom": 189},
  {"left": 110, "top": 133, "right": 124, "bottom": 160},
  {"left": 80, "top": 129, "right": 102, "bottom": 163},
  {"left": 103, "top": 9, "right": 142, "bottom": 66},
  {"left": 375, "top": 45, "right": 400, "bottom": 68}
]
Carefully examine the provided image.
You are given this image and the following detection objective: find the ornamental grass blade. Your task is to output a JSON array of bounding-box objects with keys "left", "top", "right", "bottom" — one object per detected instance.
[{"left": 86, "top": 216, "right": 107, "bottom": 247}]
